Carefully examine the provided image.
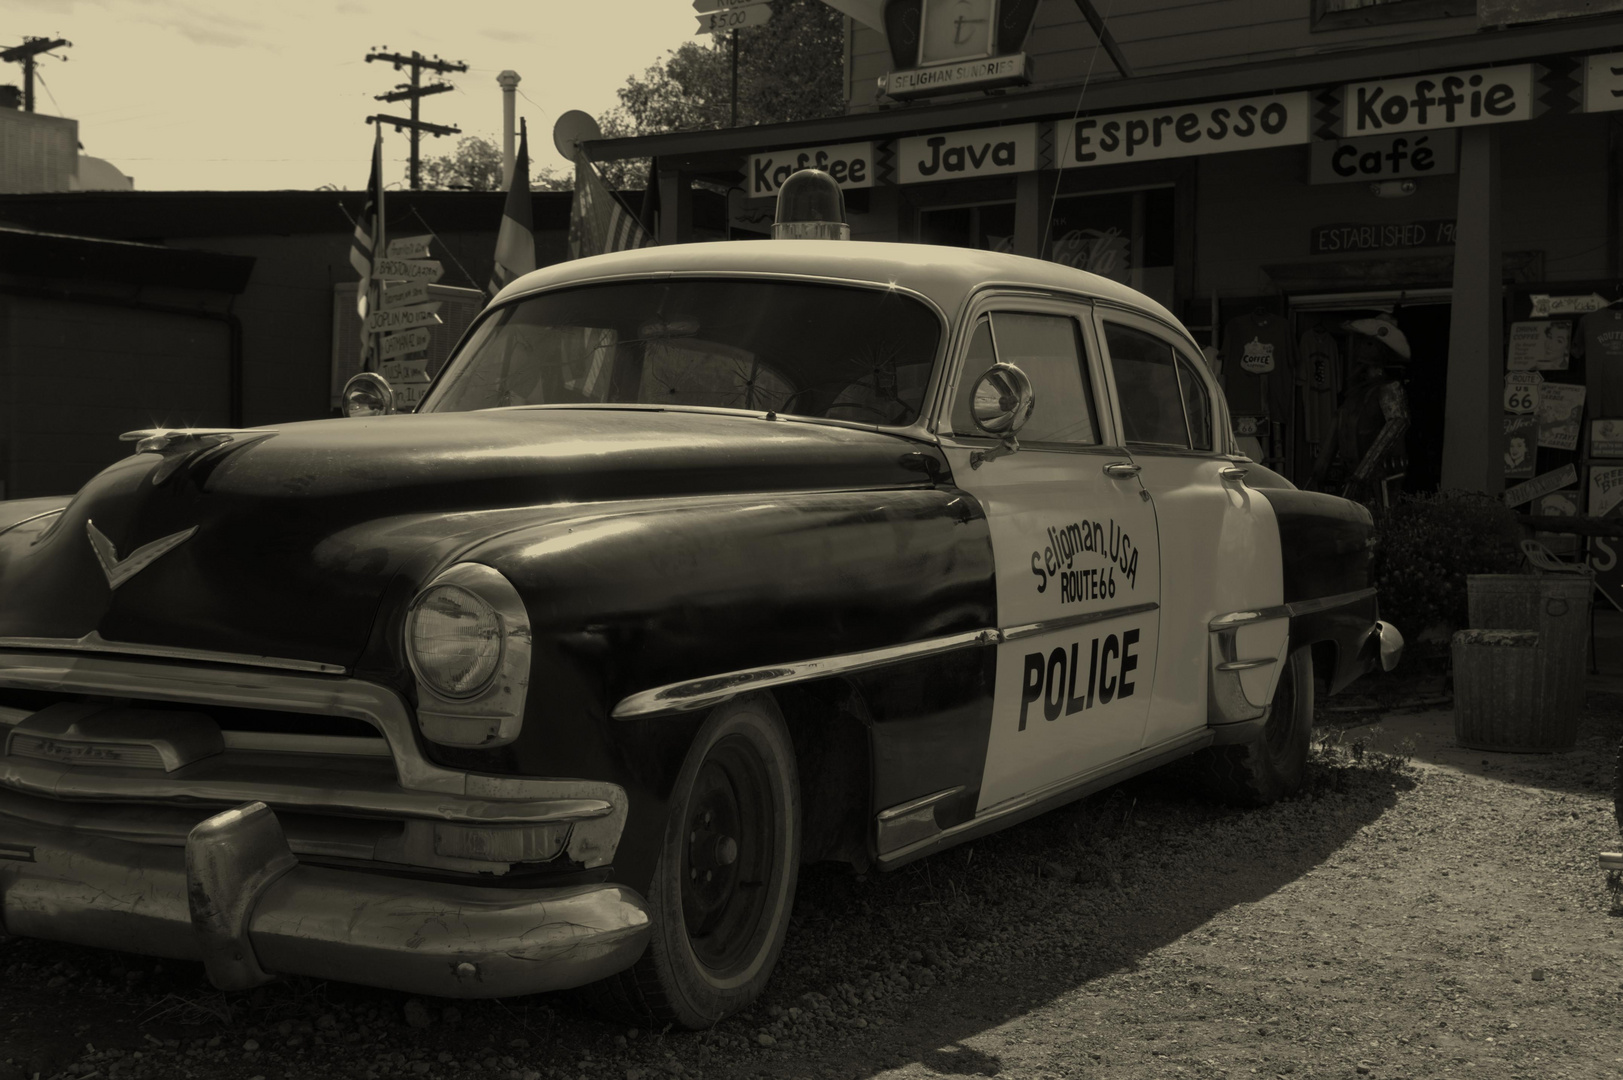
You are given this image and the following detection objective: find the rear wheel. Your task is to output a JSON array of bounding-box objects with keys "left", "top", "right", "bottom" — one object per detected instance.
[
  {"left": 1203, "top": 647, "right": 1314, "bottom": 805},
  {"left": 585, "top": 694, "right": 801, "bottom": 1029}
]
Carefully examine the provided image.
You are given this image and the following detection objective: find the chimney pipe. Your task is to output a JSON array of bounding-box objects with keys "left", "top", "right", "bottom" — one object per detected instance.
[{"left": 497, "top": 70, "right": 521, "bottom": 187}]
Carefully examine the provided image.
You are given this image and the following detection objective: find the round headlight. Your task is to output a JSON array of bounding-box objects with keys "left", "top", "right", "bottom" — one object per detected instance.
[
  {"left": 342, "top": 372, "right": 395, "bottom": 418},
  {"left": 408, "top": 584, "right": 503, "bottom": 699}
]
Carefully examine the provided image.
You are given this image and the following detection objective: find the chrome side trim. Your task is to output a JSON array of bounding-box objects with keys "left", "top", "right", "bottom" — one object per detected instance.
[
  {"left": 1002, "top": 602, "right": 1160, "bottom": 642},
  {"left": 0, "top": 507, "right": 64, "bottom": 540},
  {"left": 0, "top": 651, "right": 628, "bottom": 867},
  {"left": 1215, "top": 657, "right": 1277, "bottom": 672},
  {"left": 1208, "top": 588, "right": 1377, "bottom": 631},
  {"left": 611, "top": 628, "right": 997, "bottom": 719},
  {"left": 0, "top": 631, "right": 348, "bottom": 675},
  {"left": 875, "top": 786, "right": 965, "bottom": 855},
  {"left": 875, "top": 730, "right": 1212, "bottom": 870}
]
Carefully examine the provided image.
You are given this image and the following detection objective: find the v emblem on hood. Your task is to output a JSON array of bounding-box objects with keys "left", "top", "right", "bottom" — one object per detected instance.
[{"left": 86, "top": 520, "right": 198, "bottom": 590}]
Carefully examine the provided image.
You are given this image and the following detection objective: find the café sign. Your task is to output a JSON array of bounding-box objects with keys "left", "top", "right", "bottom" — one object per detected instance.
[
  {"left": 1308, "top": 131, "right": 1457, "bottom": 184},
  {"left": 747, "top": 142, "right": 874, "bottom": 197},
  {"left": 1340, "top": 64, "right": 1535, "bottom": 137},
  {"left": 1061, "top": 92, "right": 1311, "bottom": 167},
  {"left": 898, "top": 123, "right": 1037, "bottom": 184}
]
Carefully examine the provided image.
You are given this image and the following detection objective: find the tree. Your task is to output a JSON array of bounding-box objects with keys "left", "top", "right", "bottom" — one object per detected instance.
[
  {"left": 420, "top": 136, "right": 504, "bottom": 191},
  {"left": 602, "top": 0, "right": 844, "bottom": 136}
]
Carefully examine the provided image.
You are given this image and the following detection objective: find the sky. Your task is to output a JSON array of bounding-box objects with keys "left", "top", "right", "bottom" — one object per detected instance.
[{"left": 6, "top": 0, "right": 701, "bottom": 190}]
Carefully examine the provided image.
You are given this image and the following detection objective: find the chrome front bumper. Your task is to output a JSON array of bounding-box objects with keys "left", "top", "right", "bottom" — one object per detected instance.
[{"left": 0, "top": 800, "right": 652, "bottom": 998}]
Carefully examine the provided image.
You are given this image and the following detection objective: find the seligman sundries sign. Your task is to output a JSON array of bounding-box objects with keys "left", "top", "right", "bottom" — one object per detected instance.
[{"left": 1058, "top": 92, "right": 1312, "bottom": 167}]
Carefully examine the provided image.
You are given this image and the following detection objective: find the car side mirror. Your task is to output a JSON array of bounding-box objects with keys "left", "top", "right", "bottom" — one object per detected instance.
[
  {"left": 968, "top": 362, "right": 1034, "bottom": 469},
  {"left": 342, "top": 372, "right": 396, "bottom": 418}
]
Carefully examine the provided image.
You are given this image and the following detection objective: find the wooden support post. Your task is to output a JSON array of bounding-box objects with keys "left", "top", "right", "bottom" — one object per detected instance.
[
  {"left": 1442, "top": 125, "right": 1505, "bottom": 495},
  {"left": 658, "top": 169, "right": 693, "bottom": 245}
]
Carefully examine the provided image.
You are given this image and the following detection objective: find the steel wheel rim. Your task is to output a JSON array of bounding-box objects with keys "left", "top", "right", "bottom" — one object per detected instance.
[{"left": 680, "top": 734, "right": 775, "bottom": 976}]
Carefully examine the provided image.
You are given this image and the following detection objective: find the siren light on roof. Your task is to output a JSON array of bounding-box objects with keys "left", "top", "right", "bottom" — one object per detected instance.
[{"left": 772, "top": 169, "right": 849, "bottom": 240}]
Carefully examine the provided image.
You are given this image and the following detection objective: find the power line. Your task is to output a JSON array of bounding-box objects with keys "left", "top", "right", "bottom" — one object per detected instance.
[
  {"left": 1, "top": 36, "right": 71, "bottom": 113},
  {"left": 364, "top": 47, "right": 467, "bottom": 190}
]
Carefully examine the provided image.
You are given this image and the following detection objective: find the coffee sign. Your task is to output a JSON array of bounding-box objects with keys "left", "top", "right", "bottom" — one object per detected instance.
[
  {"left": 748, "top": 142, "right": 875, "bottom": 197},
  {"left": 1340, "top": 65, "right": 1535, "bottom": 137},
  {"left": 1585, "top": 51, "right": 1623, "bottom": 113},
  {"left": 1062, "top": 92, "right": 1311, "bottom": 167},
  {"left": 898, "top": 123, "right": 1037, "bottom": 184}
]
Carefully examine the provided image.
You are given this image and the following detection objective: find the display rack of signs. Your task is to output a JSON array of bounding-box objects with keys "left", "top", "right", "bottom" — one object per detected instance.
[{"left": 369, "top": 233, "right": 445, "bottom": 410}]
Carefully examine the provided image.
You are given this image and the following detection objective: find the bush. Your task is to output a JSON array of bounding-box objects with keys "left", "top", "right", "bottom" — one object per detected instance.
[{"left": 1372, "top": 491, "right": 1523, "bottom": 642}]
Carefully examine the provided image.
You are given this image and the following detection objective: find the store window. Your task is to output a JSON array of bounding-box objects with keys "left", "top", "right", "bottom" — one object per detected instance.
[
  {"left": 1311, "top": 0, "right": 1475, "bottom": 29},
  {"left": 1046, "top": 188, "right": 1174, "bottom": 311},
  {"left": 920, "top": 202, "right": 1017, "bottom": 253}
]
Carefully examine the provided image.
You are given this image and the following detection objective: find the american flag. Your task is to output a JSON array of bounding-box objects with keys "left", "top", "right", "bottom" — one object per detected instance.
[
  {"left": 488, "top": 118, "right": 536, "bottom": 296},
  {"left": 568, "top": 149, "right": 653, "bottom": 259},
  {"left": 348, "top": 123, "right": 385, "bottom": 343}
]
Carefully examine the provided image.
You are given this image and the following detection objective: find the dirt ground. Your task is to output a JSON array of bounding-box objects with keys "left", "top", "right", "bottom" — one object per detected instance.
[{"left": 3, "top": 672, "right": 1622, "bottom": 1080}]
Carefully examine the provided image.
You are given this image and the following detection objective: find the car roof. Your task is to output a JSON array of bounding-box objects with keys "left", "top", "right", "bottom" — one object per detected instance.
[{"left": 497, "top": 239, "right": 1184, "bottom": 332}]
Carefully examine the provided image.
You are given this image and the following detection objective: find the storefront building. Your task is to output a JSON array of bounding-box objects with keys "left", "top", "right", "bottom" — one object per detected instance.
[{"left": 587, "top": 0, "right": 1623, "bottom": 522}]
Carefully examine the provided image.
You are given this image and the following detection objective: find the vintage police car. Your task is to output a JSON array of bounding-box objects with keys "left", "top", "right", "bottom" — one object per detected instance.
[{"left": 0, "top": 173, "right": 1399, "bottom": 1028}]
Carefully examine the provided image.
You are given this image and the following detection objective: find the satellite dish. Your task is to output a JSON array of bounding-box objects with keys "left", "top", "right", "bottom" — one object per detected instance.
[{"left": 553, "top": 110, "right": 603, "bottom": 161}]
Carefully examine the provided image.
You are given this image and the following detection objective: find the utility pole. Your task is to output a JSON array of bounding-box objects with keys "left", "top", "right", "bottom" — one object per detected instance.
[
  {"left": 729, "top": 30, "right": 738, "bottom": 127},
  {"left": 364, "top": 47, "right": 467, "bottom": 190},
  {"left": 1, "top": 37, "right": 71, "bottom": 113}
]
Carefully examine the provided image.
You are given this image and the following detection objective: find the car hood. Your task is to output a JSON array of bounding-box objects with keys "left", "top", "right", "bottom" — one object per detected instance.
[{"left": 0, "top": 408, "right": 941, "bottom": 670}]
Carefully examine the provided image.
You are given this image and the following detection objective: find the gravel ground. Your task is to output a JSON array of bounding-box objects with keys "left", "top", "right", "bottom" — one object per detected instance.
[{"left": 3, "top": 682, "right": 1621, "bottom": 1080}]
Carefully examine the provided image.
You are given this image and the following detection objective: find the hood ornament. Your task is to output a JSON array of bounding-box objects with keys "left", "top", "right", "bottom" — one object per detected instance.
[
  {"left": 86, "top": 520, "right": 198, "bottom": 590},
  {"left": 119, "top": 428, "right": 278, "bottom": 485}
]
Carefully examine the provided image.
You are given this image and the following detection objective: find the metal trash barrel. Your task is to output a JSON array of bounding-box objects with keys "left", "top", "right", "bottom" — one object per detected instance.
[
  {"left": 1452, "top": 629, "right": 1572, "bottom": 751},
  {"left": 1467, "top": 573, "right": 1593, "bottom": 722}
]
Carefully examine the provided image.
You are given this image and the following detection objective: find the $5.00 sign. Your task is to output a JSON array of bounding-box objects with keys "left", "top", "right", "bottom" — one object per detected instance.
[
  {"left": 1504, "top": 371, "right": 1542, "bottom": 414},
  {"left": 694, "top": 1, "right": 771, "bottom": 33}
]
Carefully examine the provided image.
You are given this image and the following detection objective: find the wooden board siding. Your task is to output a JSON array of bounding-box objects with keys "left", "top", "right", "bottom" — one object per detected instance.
[{"left": 847, "top": 0, "right": 1483, "bottom": 112}]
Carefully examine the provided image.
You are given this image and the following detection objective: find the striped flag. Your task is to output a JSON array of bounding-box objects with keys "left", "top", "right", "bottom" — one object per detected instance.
[
  {"left": 488, "top": 118, "right": 537, "bottom": 296},
  {"left": 568, "top": 149, "right": 653, "bottom": 260},
  {"left": 349, "top": 123, "right": 385, "bottom": 342}
]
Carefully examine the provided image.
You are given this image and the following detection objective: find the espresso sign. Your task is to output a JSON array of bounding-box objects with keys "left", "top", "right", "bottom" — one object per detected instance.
[
  {"left": 747, "top": 142, "right": 875, "bottom": 197},
  {"left": 1340, "top": 65, "right": 1535, "bottom": 136},
  {"left": 898, "top": 123, "right": 1037, "bottom": 184},
  {"left": 1309, "top": 132, "right": 1457, "bottom": 184},
  {"left": 1062, "top": 92, "right": 1311, "bottom": 167}
]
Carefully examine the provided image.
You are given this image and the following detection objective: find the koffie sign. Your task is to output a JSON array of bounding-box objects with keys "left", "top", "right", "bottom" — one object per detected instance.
[
  {"left": 1061, "top": 91, "right": 1311, "bottom": 167},
  {"left": 1340, "top": 64, "right": 1535, "bottom": 137}
]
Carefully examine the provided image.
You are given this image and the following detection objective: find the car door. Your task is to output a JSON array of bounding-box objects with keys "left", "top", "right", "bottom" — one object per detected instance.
[
  {"left": 936, "top": 298, "right": 1163, "bottom": 813},
  {"left": 1092, "top": 307, "right": 1287, "bottom": 748}
]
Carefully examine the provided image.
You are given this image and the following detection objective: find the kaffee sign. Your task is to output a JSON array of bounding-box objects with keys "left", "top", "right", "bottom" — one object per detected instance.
[{"left": 748, "top": 142, "right": 876, "bottom": 197}]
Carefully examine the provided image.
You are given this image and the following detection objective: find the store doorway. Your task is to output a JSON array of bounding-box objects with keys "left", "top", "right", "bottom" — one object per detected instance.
[{"left": 1288, "top": 291, "right": 1451, "bottom": 496}]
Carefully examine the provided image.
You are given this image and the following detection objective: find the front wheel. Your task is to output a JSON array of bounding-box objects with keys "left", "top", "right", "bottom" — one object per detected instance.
[
  {"left": 586, "top": 694, "right": 801, "bottom": 1029},
  {"left": 1202, "top": 646, "right": 1314, "bottom": 805}
]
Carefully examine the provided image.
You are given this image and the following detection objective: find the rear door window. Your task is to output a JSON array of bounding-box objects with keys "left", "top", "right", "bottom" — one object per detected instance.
[{"left": 1102, "top": 323, "right": 1193, "bottom": 450}]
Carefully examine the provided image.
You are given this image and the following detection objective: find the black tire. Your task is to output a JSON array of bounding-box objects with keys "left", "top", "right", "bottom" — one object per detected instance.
[
  {"left": 1202, "top": 646, "right": 1314, "bottom": 806},
  {"left": 586, "top": 693, "right": 801, "bottom": 1029},
  {"left": 1612, "top": 738, "right": 1623, "bottom": 841}
]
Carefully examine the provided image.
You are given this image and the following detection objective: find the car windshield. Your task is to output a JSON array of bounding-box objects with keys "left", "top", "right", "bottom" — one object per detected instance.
[{"left": 421, "top": 278, "right": 942, "bottom": 425}]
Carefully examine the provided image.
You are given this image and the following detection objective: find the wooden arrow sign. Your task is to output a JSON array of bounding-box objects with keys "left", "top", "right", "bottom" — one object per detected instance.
[
  {"left": 379, "top": 327, "right": 432, "bottom": 358},
  {"left": 367, "top": 302, "right": 443, "bottom": 334},
  {"left": 373, "top": 257, "right": 444, "bottom": 283},
  {"left": 385, "top": 234, "right": 433, "bottom": 260},
  {"left": 381, "top": 280, "right": 430, "bottom": 310}
]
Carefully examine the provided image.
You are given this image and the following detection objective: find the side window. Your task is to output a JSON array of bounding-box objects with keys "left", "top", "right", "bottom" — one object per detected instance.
[
  {"left": 1175, "top": 354, "right": 1214, "bottom": 451},
  {"left": 1103, "top": 322, "right": 1191, "bottom": 449},
  {"left": 952, "top": 312, "right": 1099, "bottom": 446}
]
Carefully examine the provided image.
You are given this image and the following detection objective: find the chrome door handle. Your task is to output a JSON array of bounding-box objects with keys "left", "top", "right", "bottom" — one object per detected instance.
[
  {"left": 1103, "top": 462, "right": 1141, "bottom": 479},
  {"left": 1219, "top": 465, "right": 1249, "bottom": 483}
]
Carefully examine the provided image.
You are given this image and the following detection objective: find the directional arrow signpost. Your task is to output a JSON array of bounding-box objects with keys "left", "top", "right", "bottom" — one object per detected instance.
[
  {"left": 366, "top": 302, "right": 443, "bottom": 335},
  {"left": 385, "top": 234, "right": 434, "bottom": 260},
  {"left": 373, "top": 257, "right": 444, "bottom": 283},
  {"left": 381, "top": 280, "right": 431, "bottom": 310},
  {"left": 695, "top": 2, "right": 771, "bottom": 33},
  {"left": 379, "top": 327, "right": 433, "bottom": 359}
]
